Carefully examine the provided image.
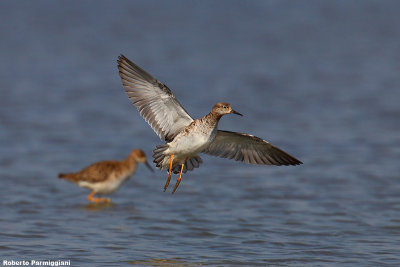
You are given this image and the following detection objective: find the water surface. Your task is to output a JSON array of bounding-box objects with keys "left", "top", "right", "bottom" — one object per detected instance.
[{"left": 1, "top": 1, "right": 400, "bottom": 266}]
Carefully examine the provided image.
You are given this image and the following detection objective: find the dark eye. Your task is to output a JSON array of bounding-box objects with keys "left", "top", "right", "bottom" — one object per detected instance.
[{"left": 223, "top": 106, "right": 227, "bottom": 109}]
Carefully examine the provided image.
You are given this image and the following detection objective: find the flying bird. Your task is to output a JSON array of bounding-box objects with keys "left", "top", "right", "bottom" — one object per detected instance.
[
  {"left": 117, "top": 55, "right": 302, "bottom": 193},
  {"left": 59, "top": 149, "right": 153, "bottom": 203}
]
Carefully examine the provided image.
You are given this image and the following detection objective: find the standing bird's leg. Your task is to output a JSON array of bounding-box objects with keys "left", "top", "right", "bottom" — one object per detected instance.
[
  {"left": 164, "top": 154, "right": 174, "bottom": 191},
  {"left": 87, "top": 191, "right": 110, "bottom": 203},
  {"left": 172, "top": 164, "right": 184, "bottom": 194},
  {"left": 88, "top": 191, "right": 96, "bottom": 202}
]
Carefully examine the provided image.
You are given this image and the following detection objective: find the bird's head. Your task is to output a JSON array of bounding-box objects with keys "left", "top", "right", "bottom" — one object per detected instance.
[
  {"left": 130, "top": 149, "right": 153, "bottom": 172},
  {"left": 212, "top": 102, "right": 243, "bottom": 117}
]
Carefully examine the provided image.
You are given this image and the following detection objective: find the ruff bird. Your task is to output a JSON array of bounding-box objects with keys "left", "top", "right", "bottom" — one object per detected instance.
[
  {"left": 59, "top": 149, "right": 153, "bottom": 203},
  {"left": 117, "top": 55, "right": 302, "bottom": 193}
]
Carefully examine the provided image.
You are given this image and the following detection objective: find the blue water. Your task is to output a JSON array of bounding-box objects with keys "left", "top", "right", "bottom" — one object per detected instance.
[{"left": 1, "top": 1, "right": 400, "bottom": 266}]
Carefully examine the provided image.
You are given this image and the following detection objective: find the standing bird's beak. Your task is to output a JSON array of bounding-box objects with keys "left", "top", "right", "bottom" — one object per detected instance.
[
  {"left": 230, "top": 109, "right": 243, "bottom": 116},
  {"left": 145, "top": 161, "right": 154, "bottom": 172}
]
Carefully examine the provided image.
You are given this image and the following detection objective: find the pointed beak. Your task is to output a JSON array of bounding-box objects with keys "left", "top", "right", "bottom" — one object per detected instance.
[
  {"left": 230, "top": 109, "right": 243, "bottom": 116},
  {"left": 144, "top": 161, "right": 154, "bottom": 172}
]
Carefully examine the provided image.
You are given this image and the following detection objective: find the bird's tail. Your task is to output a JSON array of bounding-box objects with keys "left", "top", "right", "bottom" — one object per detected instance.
[
  {"left": 153, "top": 144, "right": 169, "bottom": 169},
  {"left": 172, "top": 156, "right": 203, "bottom": 174},
  {"left": 58, "top": 173, "right": 77, "bottom": 181},
  {"left": 153, "top": 144, "right": 203, "bottom": 174}
]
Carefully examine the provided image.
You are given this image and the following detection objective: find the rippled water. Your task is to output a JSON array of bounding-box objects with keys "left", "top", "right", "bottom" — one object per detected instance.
[{"left": 1, "top": 1, "right": 400, "bottom": 266}]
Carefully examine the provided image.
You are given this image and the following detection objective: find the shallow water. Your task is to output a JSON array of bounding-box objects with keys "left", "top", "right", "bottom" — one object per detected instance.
[{"left": 1, "top": 1, "right": 400, "bottom": 266}]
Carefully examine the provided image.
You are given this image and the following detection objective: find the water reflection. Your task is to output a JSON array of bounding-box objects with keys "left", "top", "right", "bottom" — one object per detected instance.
[{"left": 80, "top": 202, "right": 116, "bottom": 211}]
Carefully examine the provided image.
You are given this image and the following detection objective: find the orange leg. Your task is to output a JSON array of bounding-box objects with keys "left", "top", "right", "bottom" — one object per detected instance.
[
  {"left": 87, "top": 191, "right": 110, "bottom": 203},
  {"left": 87, "top": 191, "right": 96, "bottom": 202},
  {"left": 164, "top": 154, "right": 174, "bottom": 191},
  {"left": 172, "top": 163, "right": 184, "bottom": 194}
]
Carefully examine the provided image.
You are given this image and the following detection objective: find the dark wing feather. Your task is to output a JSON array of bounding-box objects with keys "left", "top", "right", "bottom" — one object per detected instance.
[
  {"left": 117, "top": 55, "right": 193, "bottom": 141},
  {"left": 202, "top": 130, "right": 302, "bottom": 166}
]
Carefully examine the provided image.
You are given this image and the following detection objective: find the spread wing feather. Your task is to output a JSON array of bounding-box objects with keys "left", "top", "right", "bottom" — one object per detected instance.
[
  {"left": 117, "top": 55, "right": 193, "bottom": 142},
  {"left": 203, "top": 130, "right": 302, "bottom": 166}
]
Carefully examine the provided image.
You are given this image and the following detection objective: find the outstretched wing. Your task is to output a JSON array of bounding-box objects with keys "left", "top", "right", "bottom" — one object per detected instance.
[
  {"left": 117, "top": 55, "right": 194, "bottom": 142},
  {"left": 202, "top": 130, "right": 302, "bottom": 166}
]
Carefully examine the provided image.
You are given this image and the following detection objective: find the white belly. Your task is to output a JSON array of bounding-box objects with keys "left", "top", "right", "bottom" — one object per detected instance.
[
  {"left": 166, "top": 130, "right": 216, "bottom": 157},
  {"left": 78, "top": 173, "right": 131, "bottom": 194},
  {"left": 160, "top": 129, "right": 216, "bottom": 169},
  {"left": 169, "top": 134, "right": 210, "bottom": 155}
]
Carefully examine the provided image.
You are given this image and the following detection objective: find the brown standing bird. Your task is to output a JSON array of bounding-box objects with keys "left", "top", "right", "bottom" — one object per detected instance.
[
  {"left": 58, "top": 149, "right": 153, "bottom": 203},
  {"left": 117, "top": 55, "right": 302, "bottom": 193}
]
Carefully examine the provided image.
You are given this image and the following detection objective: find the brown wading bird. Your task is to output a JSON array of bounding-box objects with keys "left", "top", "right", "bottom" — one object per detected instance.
[
  {"left": 117, "top": 55, "right": 302, "bottom": 194},
  {"left": 58, "top": 149, "right": 153, "bottom": 203}
]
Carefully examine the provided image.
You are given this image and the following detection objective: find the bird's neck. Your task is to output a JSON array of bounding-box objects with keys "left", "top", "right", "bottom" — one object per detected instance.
[
  {"left": 123, "top": 156, "right": 138, "bottom": 172},
  {"left": 202, "top": 112, "right": 222, "bottom": 127}
]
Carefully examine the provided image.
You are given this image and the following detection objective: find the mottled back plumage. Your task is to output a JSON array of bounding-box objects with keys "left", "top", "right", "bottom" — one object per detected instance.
[{"left": 58, "top": 149, "right": 153, "bottom": 202}]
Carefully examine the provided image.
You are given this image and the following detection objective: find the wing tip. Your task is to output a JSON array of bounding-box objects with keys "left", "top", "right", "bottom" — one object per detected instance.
[
  {"left": 291, "top": 160, "right": 303, "bottom": 166},
  {"left": 280, "top": 154, "right": 303, "bottom": 166},
  {"left": 117, "top": 54, "right": 130, "bottom": 69},
  {"left": 117, "top": 54, "right": 127, "bottom": 62},
  {"left": 285, "top": 157, "right": 303, "bottom": 166}
]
